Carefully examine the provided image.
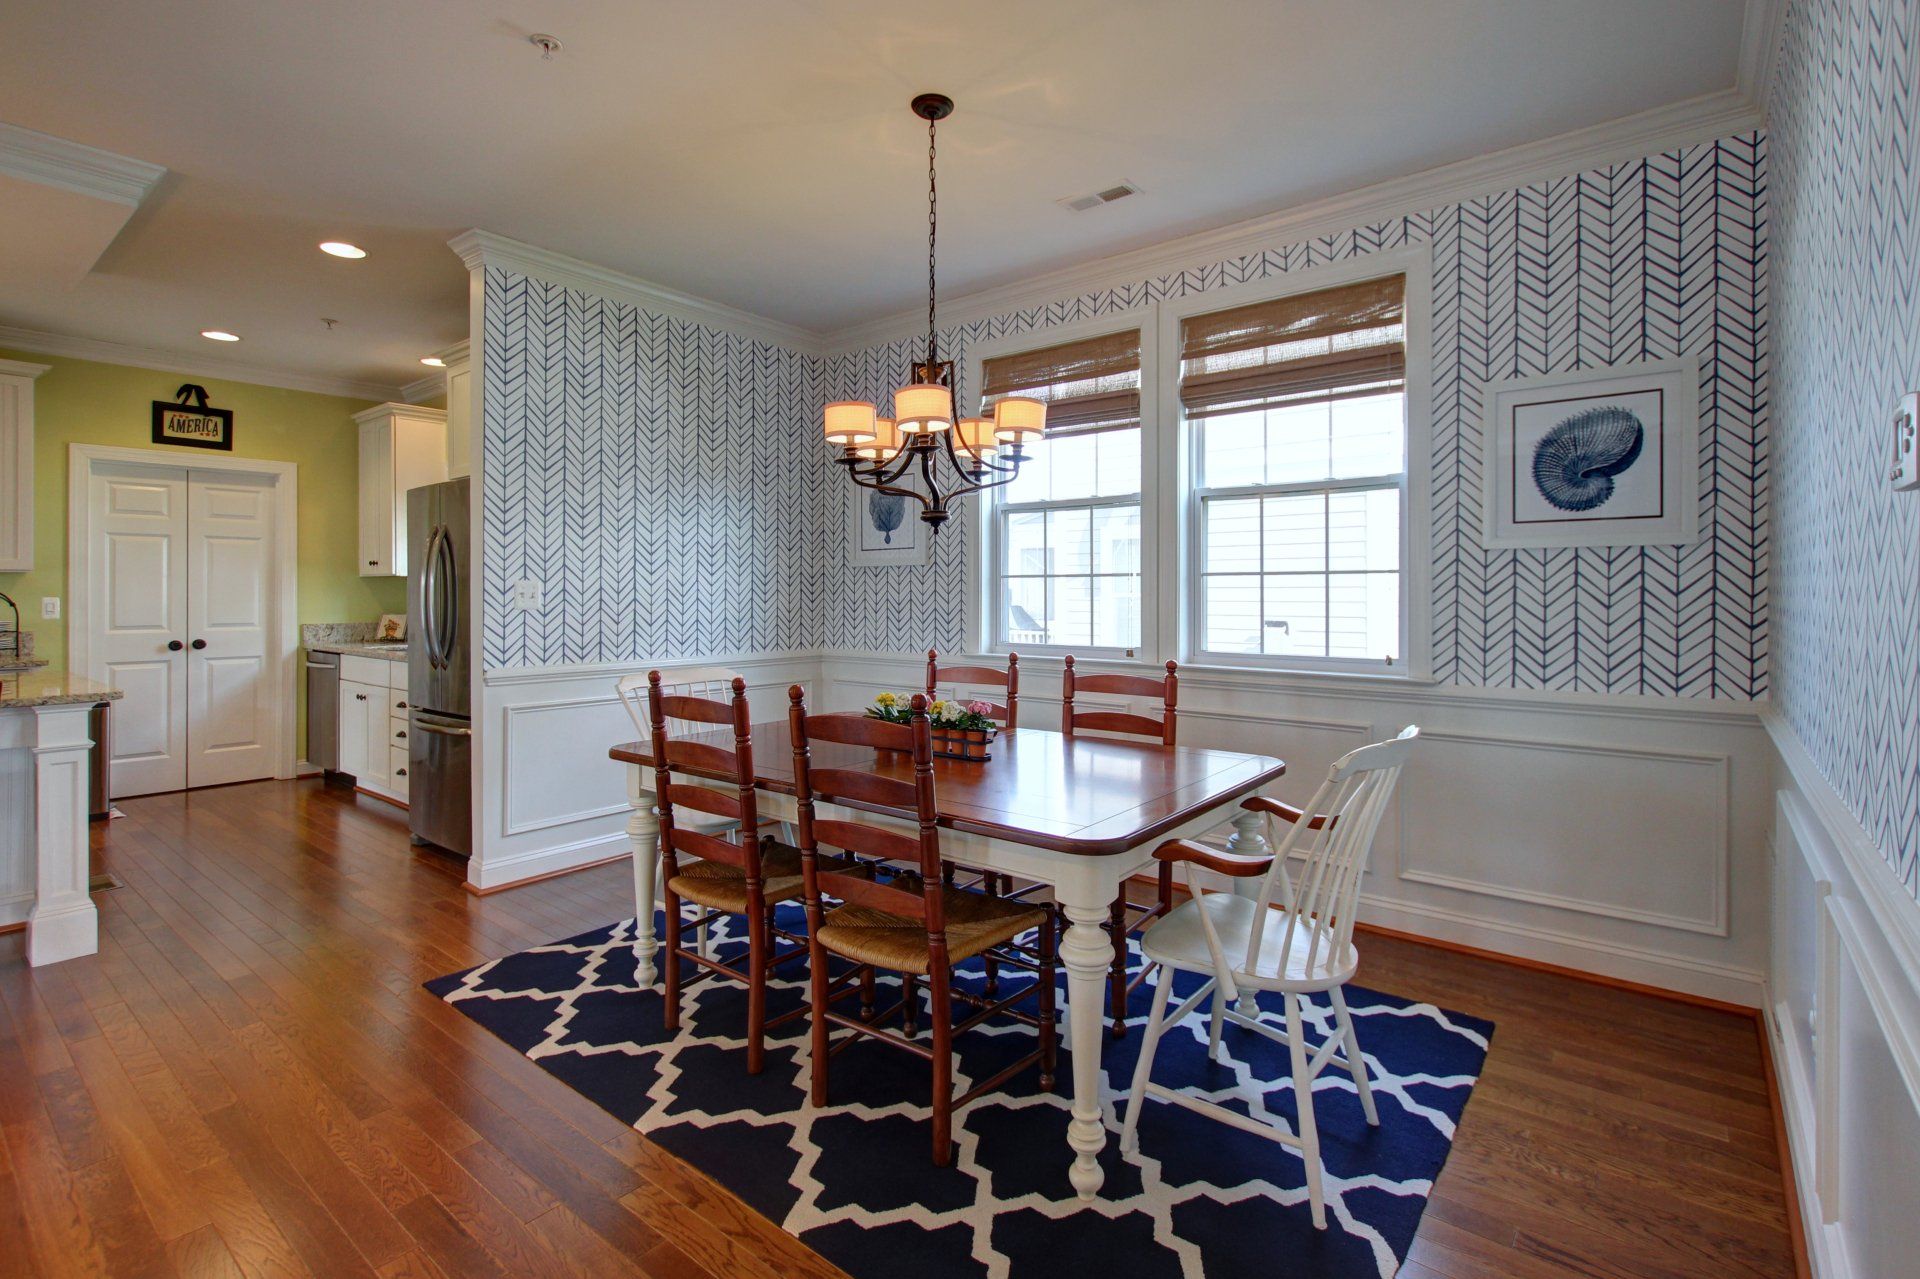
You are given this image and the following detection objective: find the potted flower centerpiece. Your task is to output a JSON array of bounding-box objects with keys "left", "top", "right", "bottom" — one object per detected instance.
[{"left": 866, "top": 692, "right": 999, "bottom": 761}]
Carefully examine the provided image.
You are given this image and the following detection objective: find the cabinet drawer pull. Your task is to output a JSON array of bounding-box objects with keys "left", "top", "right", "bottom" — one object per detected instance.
[{"left": 355, "top": 693, "right": 368, "bottom": 701}]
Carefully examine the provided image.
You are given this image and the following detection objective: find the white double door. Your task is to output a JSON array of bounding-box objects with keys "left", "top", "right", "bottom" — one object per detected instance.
[{"left": 90, "top": 462, "right": 279, "bottom": 797}]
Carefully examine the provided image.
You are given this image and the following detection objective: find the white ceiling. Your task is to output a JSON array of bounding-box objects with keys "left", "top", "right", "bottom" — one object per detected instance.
[{"left": 0, "top": 0, "right": 1753, "bottom": 394}]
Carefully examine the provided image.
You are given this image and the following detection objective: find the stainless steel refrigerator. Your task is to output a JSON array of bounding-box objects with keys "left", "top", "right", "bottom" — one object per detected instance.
[{"left": 407, "top": 478, "right": 472, "bottom": 855}]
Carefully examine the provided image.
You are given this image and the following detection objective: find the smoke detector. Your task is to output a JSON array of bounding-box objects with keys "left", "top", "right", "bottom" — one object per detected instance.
[{"left": 1059, "top": 181, "right": 1142, "bottom": 212}]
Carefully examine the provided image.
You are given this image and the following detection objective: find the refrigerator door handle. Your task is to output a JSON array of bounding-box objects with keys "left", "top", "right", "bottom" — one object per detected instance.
[
  {"left": 414, "top": 718, "right": 472, "bottom": 738},
  {"left": 420, "top": 524, "right": 447, "bottom": 668},
  {"left": 435, "top": 522, "right": 459, "bottom": 671}
]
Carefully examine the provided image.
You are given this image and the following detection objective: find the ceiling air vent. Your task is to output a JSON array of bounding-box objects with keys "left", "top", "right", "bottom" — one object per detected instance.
[{"left": 1059, "top": 181, "right": 1141, "bottom": 212}]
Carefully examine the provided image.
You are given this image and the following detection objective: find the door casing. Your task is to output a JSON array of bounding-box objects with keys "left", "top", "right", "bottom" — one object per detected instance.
[{"left": 67, "top": 443, "right": 299, "bottom": 789}]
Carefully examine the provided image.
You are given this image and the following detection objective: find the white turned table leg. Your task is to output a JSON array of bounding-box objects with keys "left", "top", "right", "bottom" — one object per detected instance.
[
  {"left": 1057, "top": 891, "right": 1115, "bottom": 1200},
  {"left": 1224, "top": 805, "right": 1269, "bottom": 1017},
  {"left": 625, "top": 764, "right": 662, "bottom": 987},
  {"left": 27, "top": 705, "right": 98, "bottom": 967}
]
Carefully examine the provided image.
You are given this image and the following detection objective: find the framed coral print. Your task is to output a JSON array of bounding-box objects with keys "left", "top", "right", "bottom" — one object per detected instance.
[
  {"left": 1479, "top": 357, "right": 1698, "bottom": 548},
  {"left": 847, "top": 483, "right": 930, "bottom": 566}
]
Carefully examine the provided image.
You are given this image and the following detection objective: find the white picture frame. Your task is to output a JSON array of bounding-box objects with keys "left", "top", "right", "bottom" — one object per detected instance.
[
  {"left": 846, "top": 483, "right": 930, "bottom": 566},
  {"left": 1479, "top": 356, "right": 1699, "bottom": 548}
]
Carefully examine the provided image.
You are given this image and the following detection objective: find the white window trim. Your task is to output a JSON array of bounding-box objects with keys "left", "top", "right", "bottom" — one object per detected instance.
[
  {"left": 1155, "top": 249, "right": 1434, "bottom": 680},
  {"left": 963, "top": 309, "right": 1163, "bottom": 660}
]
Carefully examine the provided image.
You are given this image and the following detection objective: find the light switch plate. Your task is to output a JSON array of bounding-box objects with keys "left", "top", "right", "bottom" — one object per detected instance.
[
  {"left": 511, "top": 579, "right": 543, "bottom": 611},
  {"left": 1894, "top": 392, "right": 1920, "bottom": 491},
  {"left": 40, "top": 597, "right": 58, "bottom": 620}
]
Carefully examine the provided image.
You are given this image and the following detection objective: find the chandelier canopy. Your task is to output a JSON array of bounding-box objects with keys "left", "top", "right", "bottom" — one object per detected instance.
[{"left": 822, "top": 94, "right": 1047, "bottom": 533}]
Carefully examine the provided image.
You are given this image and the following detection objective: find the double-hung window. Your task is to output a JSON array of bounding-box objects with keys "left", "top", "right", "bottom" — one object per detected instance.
[
  {"left": 1182, "top": 273, "right": 1409, "bottom": 670},
  {"left": 982, "top": 329, "right": 1144, "bottom": 652}
]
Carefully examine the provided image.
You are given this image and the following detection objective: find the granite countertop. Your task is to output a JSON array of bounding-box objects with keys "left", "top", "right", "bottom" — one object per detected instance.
[
  {"left": 302, "top": 621, "right": 407, "bottom": 662},
  {"left": 0, "top": 669, "right": 124, "bottom": 709},
  {"left": 309, "top": 640, "right": 408, "bottom": 661}
]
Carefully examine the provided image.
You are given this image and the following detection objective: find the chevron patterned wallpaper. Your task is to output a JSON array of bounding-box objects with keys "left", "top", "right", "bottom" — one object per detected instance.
[
  {"left": 822, "top": 134, "right": 1770, "bottom": 702},
  {"left": 481, "top": 134, "right": 1769, "bottom": 708},
  {"left": 480, "top": 267, "right": 824, "bottom": 667},
  {"left": 1773, "top": 0, "right": 1920, "bottom": 899}
]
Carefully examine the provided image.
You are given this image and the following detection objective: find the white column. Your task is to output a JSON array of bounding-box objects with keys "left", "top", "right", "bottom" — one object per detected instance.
[{"left": 27, "top": 705, "right": 97, "bottom": 966}]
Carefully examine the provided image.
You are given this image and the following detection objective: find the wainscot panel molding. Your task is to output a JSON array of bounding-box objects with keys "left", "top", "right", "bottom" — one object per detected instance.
[
  {"left": 822, "top": 650, "right": 1772, "bottom": 1005},
  {"left": 470, "top": 653, "right": 818, "bottom": 892},
  {"left": 1766, "top": 710, "right": 1920, "bottom": 1279}
]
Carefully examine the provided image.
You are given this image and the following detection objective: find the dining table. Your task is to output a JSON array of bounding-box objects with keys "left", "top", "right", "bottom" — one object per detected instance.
[{"left": 609, "top": 721, "right": 1286, "bottom": 1199}]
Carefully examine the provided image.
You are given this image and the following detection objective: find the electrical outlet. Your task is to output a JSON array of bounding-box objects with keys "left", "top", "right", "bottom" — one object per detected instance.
[
  {"left": 511, "top": 579, "right": 543, "bottom": 611},
  {"left": 40, "top": 597, "right": 59, "bottom": 620},
  {"left": 1894, "top": 393, "right": 1920, "bottom": 491}
]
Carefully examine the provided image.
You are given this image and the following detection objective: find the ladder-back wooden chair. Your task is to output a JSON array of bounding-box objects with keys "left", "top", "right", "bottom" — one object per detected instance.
[
  {"left": 926, "top": 648, "right": 1021, "bottom": 897},
  {"left": 1061, "top": 654, "right": 1180, "bottom": 1036},
  {"left": 645, "top": 672, "right": 808, "bottom": 1074},
  {"left": 924, "top": 648, "right": 1019, "bottom": 728},
  {"left": 789, "top": 687, "right": 1058, "bottom": 1165},
  {"left": 1120, "top": 727, "right": 1419, "bottom": 1228}
]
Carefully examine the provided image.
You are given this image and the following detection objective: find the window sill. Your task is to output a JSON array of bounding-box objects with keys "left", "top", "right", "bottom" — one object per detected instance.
[{"left": 969, "top": 649, "right": 1436, "bottom": 689}]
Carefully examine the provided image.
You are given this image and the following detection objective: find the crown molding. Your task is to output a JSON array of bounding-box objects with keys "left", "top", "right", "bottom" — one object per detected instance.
[
  {"left": 817, "top": 85, "right": 1765, "bottom": 354},
  {"left": 448, "top": 230, "right": 828, "bottom": 356},
  {"left": 0, "top": 324, "right": 402, "bottom": 401},
  {"left": 399, "top": 338, "right": 469, "bottom": 403},
  {"left": 0, "top": 122, "right": 165, "bottom": 207},
  {"left": 1737, "top": 0, "right": 1789, "bottom": 121}
]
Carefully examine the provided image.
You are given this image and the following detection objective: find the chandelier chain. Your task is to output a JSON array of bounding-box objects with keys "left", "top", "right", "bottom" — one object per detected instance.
[{"left": 927, "top": 111, "right": 938, "bottom": 352}]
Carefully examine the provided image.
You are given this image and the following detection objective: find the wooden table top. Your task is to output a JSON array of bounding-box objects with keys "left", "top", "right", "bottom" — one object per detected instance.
[{"left": 611, "top": 723, "right": 1285, "bottom": 858}]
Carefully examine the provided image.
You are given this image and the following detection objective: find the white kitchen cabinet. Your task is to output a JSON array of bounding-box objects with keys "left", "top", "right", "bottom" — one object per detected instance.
[
  {"left": 0, "top": 359, "right": 50, "bottom": 572},
  {"left": 354, "top": 403, "right": 447, "bottom": 576},
  {"left": 336, "top": 657, "right": 409, "bottom": 805},
  {"left": 442, "top": 345, "right": 471, "bottom": 479}
]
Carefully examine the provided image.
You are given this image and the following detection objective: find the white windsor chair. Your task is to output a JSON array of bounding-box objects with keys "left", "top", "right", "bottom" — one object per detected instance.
[{"left": 1119, "top": 726, "right": 1419, "bottom": 1229}]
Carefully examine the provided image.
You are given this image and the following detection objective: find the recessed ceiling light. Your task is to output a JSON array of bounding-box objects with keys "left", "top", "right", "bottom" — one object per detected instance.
[
  {"left": 419, "top": 356, "right": 446, "bottom": 368},
  {"left": 201, "top": 330, "right": 241, "bottom": 342},
  {"left": 319, "top": 241, "right": 366, "bottom": 259}
]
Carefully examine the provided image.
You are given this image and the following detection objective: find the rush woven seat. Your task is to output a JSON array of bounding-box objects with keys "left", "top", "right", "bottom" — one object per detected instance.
[
  {"left": 818, "top": 888, "right": 1048, "bottom": 975},
  {"left": 668, "top": 841, "right": 805, "bottom": 914}
]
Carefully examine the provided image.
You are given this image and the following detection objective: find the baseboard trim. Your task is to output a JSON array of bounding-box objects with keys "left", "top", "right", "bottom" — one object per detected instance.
[
  {"left": 464, "top": 831, "right": 630, "bottom": 893},
  {"left": 1349, "top": 918, "right": 1760, "bottom": 1016},
  {"left": 1759, "top": 998, "right": 1817, "bottom": 1279},
  {"left": 463, "top": 849, "right": 629, "bottom": 896}
]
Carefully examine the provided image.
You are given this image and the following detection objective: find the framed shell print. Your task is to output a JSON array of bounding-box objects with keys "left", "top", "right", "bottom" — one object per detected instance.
[
  {"left": 1479, "top": 357, "right": 1699, "bottom": 548},
  {"left": 846, "top": 483, "right": 929, "bottom": 566}
]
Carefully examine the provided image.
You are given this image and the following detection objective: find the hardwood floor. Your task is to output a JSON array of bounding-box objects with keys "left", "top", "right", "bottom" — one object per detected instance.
[{"left": 1, "top": 779, "right": 1797, "bottom": 1278}]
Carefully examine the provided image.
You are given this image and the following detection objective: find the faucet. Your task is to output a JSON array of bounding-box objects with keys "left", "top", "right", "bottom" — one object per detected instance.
[{"left": 0, "top": 591, "right": 16, "bottom": 662}]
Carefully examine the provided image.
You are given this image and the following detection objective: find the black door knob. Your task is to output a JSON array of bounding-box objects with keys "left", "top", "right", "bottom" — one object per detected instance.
[
  {"left": 190, "top": 638, "right": 207, "bottom": 650},
  {"left": 167, "top": 640, "right": 184, "bottom": 651}
]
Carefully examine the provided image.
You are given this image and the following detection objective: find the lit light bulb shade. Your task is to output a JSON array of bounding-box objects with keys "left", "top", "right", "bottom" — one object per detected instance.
[
  {"left": 856, "top": 417, "right": 901, "bottom": 459},
  {"left": 894, "top": 383, "right": 953, "bottom": 433},
  {"left": 956, "top": 417, "right": 998, "bottom": 457},
  {"left": 992, "top": 396, "right": 1046, "bottom": 441},
  {"left": 823, "top": 400, "right": 878, "bottom": 445}
]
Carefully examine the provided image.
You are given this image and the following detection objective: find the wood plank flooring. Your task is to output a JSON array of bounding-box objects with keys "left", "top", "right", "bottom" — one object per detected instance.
[{"left": 1, "top": 779, "right": 1797, "bottom": 1277}]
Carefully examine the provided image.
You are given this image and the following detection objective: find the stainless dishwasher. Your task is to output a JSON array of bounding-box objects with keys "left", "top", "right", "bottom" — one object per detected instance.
[{"left": 305, "top": 651, "right": 340, "bottom": 772}]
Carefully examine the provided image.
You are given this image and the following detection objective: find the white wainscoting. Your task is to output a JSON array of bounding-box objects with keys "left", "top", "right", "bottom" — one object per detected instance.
[
  {"left": 1766, "top": 712, "right": 1920, "bottom": 1279},
  {"left": 470, "top": 652, "right": 817, "bottom": 892},
  {"left": 828, "top": 651, "right": 1773, "bottom": 1005}
]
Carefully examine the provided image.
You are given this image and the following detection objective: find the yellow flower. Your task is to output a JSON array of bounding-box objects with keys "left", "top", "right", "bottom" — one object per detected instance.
[
  {"left": 875, "top": 691, "right": 899, "bottom": 709},
  {"left": 930, "top": 699, "right": 953, "bottom": 718}
]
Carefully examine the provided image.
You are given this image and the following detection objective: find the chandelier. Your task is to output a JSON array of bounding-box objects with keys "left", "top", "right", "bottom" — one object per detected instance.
[{"left": 822, "top": 93, "right": 1047, "bottom": 533}]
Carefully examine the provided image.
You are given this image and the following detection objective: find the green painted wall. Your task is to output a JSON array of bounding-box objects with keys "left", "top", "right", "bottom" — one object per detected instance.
[{"left": 0, "top": 347, "right": 407, "bottom": 746}]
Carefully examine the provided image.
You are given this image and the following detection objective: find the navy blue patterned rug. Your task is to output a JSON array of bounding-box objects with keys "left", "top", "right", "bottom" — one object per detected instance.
[{"left": 425, "top": 906, "right": 1492, "bottom": 1278}]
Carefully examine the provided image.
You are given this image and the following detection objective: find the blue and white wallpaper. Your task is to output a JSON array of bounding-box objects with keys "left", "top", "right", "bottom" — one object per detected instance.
[
  {"left": 480, "top": 268, "right": 826, "bottom": 666},
  {"left": 1773, "top": 0, "right": 1920, "bottom": 898},
  {"left": 480, "top": 135, "right": 1769, "bottom": 704},
  {"left": 821, "top": 135, "right": 1770, "bottom": 700}
]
